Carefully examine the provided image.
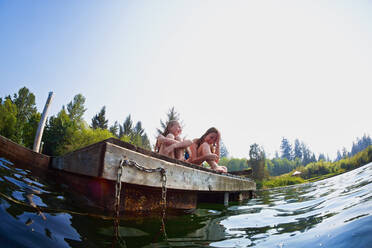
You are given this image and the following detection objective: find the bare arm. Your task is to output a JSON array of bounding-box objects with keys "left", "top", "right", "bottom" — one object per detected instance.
[
  {"left": 215, "top": 131, "right": 221, "bottom": 163},
  {"left": 157, "top": 134, "right": 179, "bottom": 146}
]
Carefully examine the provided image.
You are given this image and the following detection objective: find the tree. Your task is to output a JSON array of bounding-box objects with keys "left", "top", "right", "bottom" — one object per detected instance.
[
  {"left": 293, "top": 139, "right": 302, "bottom": 160},
  {"left": 301, "top": 142, "right": 312, "bottom": 165},
  {"left": 342, "top": 147, "right": 348, "bottom": 158},
  {"left": 13, "top": 87, "right": 37, "bottom": 122},
  {"left": 120, "top": 114, "right": 133, "bottom": 137},
  {"left": 91, "top": 106, "right": 108, "bottom": 130},
  {"left": 141, "top": 133, "right": 151, "bottom": 150},
  {"left": 336, "top": 150, "right": 342, "bottom": 161},
  {"left": 220, "top": 140, "right": 229, "bottom": 158},
  {"left": 67, "top": 94, "right": 86, "bottom": 124},
  {"left": 109, "top": 121, "right": 119, "bottom": 137},
  {"left": 248, "top": 143, "right": 266, "bottom": 180},
  {"left": 274, "top": 151, "right": 279, "bottom": 158},
  {"left": 22, "top": 112, "right": 41, "bottom": 149},
  {"left": 157, "top": 107, "right": 181, "bottom": 135},
  {"left": 280, "top": 137, "right": 293, "bottom": 160},
  {"left": 44, "top": 94, "right": 87, "bottom": 155},
  {"left": 133, "top": 121, "right": 144, "bottom": 136},
  {"left": 43, "top": 108, "right": 75, "bottom": 155},
  {"left": 12, "top": 87, "right": 37, "bottom": 144},
  {"left": 350, "top": 134, "right": 372, "bottom": 156},
  {"left": 0, "top": 98, "right": 18, "bottom": 141},
  {"left": 318, "top": 153, "right": 326, "bottom": 161}
]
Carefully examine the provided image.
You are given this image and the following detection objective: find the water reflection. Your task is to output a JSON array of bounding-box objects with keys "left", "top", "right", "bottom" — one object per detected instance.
[{"left": 0, "top": 157, "right": 371, "bottom": 248}]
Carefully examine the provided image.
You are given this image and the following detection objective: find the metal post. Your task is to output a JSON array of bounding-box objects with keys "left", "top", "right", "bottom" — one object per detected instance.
[
  {"left": 224, "top": 192, "right": 229, "bottom": 206},
  {"left": 33, "top": 92, "right": 54, "bottom": 153}
]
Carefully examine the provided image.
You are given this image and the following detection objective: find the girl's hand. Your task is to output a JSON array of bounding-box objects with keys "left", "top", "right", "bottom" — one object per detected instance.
[{"left": 205, "top": 154, "right": 218, "bottom": 161}]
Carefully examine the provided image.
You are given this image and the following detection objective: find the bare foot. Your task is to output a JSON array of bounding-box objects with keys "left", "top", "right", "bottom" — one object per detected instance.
[{"left": 215, "top": 165, "right": 228, "bottom": 173}]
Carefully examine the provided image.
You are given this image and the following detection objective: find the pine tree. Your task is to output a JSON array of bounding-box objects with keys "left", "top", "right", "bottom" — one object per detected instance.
[
  {"left": 318, "top": 153, "right": 326, "bottom": 161},
  {"left": 134, "top": 121, "right": 144, "bottom": 136},
  {"left": 280, "top": 137, "right": 293, "bottom": 160},
  {"left": 67, "top": 94, "right": 86, "bottom": 124},
  {"left": 109, "top": 121, "right": 119, "bottom": 137},
  {"left": 157, "top": 107, "right": 181, "bottom": 135},
  {"left": 220, "top": 140, "right": 229, "bottom": 158},
  {"left": 301, "top": 142, "right": 312, "bottom": 165},
  {"left": 119, "top": 115, "right": 133, "bottom": 138},
  {"left": 336, "top": 150, "right": 342, "bottom": 161},
  {"left": 248, "top": 143, "right": 266, "bottom": 180},
  {"left": 91, "top": 106, "right": 108, "bottom": 129},
  {"left": 294, "top": 139, "right": 302, "bottom": 160}
]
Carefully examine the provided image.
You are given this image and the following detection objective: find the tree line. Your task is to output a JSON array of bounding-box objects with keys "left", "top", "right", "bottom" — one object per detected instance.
[
  {"left": 0, "top": 87, "right": 152, "bottom": 156},
  {"left": 1, "top": 87, "right": 370, "bottom": 182}
]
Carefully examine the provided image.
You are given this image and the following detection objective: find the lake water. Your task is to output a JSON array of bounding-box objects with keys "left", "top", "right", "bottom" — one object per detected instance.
[{"left": 0, "top": 157, "right": 371, "bottom": 248}]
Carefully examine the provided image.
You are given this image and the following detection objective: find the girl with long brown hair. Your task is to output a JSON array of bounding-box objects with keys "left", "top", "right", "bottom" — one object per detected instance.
[{"left": 187, "top": 127, "right": 228, "bottom": 173}]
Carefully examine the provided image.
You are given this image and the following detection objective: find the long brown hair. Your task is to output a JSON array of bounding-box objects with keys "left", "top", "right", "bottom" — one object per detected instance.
[
  {"left": 196, "top": 127, "right": 219, "bottom": 149},
  {"left": 155, "top": 120, "right": 180, "bottom": 152},
  {"left": 196, "top": 127, "right": 220, "bottom": 162}
]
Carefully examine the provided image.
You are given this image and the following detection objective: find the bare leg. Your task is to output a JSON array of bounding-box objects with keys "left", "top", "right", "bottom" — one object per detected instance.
[
  {"left": 163, "top": 140, "right": 192, "bottom": 159},
  {"left": 198, "top": 142, "right": 227, "bottom": 173}
]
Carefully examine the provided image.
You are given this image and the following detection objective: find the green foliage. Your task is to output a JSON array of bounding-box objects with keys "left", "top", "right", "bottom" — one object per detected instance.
[
  {"left": 263, "top": 175, "right": 305, "bottom": 189},
  {"left": 248, "top": 143, "right": 267, "bottom": 180},
  {"left": 0, "top": 98, "right": 18, "bottom": 140},
  {"left": 219, "top": 157, "right": 248, "bottom": 171},
  {"left": 117, "top": 115, "right": 152, "bottom": 150},
  {"left": 266, "top": 157, "right": 302, "bottom": 176},
  {"left": 67, "top": 126, "right": 114, "bottom": 152},
  {"left": 120, "top": 114, "right": 133, "bottom": 137},
  {"left": 0, "top": 87, "right": 38, "bottom": 145},
  {"left": 22, "top": 112, "right": 41, "bottom": 149},
  {"left": 1, "top": 88, "right": 153, "bottom": 155},
  {"left": 265, "top": 145, "right": 372, "bottom": 188},
  {"left": 109, "top": 121, "right": 119, "bottom": 137},
  {"left": 91, "top": 106, "right": 108, "bottom": 130},
  {"left": 44, "top": 106, "right": 114, "bottom": 155},
  {"left": 119, "top": 132, "right": 152, "bottom": 150},
  {"left": 67, "top": 94, "right": 86, "bottom": 124},
  {"left": 299, "top": 145, "right": 372, "bottom": 179},
  {"left": 43, "top": 108, "right": 76, "bottom": 155},
  {"left": 133, "top": 121, "right": 144, "bottom": 136},
  {"left": 280, "top": 137, "right": 292, "bottom": 160}
]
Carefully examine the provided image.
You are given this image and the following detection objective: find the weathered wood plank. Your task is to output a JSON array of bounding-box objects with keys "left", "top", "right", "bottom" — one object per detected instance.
[
  {"left": 51, "top": 142, "right": 105, "bottom": 177},
  {"left": 103, "top": 143, "right": 256, "bottom": 192},
  {"left": 0, "top": 135, "right": 50, "bottom": 169}
]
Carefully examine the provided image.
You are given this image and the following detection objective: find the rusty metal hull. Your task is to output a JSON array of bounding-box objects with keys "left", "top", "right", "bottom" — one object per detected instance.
[{"left": 0, "top": 135, "right": 256, "bottom": 212}]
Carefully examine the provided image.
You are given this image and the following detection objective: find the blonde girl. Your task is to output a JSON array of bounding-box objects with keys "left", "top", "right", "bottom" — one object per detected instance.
[{"left": 155, "top": 120, "right": 192, "bottom": 160}]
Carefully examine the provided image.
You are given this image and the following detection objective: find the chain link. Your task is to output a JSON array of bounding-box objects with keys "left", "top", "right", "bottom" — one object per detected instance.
[
  {"left": 113, "top": 160, "right": 126, "bottom": 247},
  {"left": 114, "top": 158, "right": 168, "bottom": 239}
]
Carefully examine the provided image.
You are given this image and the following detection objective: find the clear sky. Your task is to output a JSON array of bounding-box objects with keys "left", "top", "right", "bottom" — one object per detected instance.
[{"left": 1, "top": 0, "right": 371, "bottom": 159}]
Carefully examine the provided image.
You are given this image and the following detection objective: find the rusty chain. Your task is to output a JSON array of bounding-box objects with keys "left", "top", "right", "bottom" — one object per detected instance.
[
  {"left": 113, "top": 160, "right": 126, "bottom": 247},
  {"left": 113, "top": 158, "right": 168, "bottom": 240}
]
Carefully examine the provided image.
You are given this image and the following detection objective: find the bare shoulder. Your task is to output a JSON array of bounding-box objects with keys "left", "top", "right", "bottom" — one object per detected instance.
[{"left": 198, "top": 142, "right": 211, "bottom": 154}]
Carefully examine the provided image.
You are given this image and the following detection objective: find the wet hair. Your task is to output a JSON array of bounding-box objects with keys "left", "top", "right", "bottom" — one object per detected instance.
[
  {"left": 155, "top": 120, "right": 180, "bottom": 152},
  {"left": 196, "top": 127, "right": 219, "bottom": 149}
]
